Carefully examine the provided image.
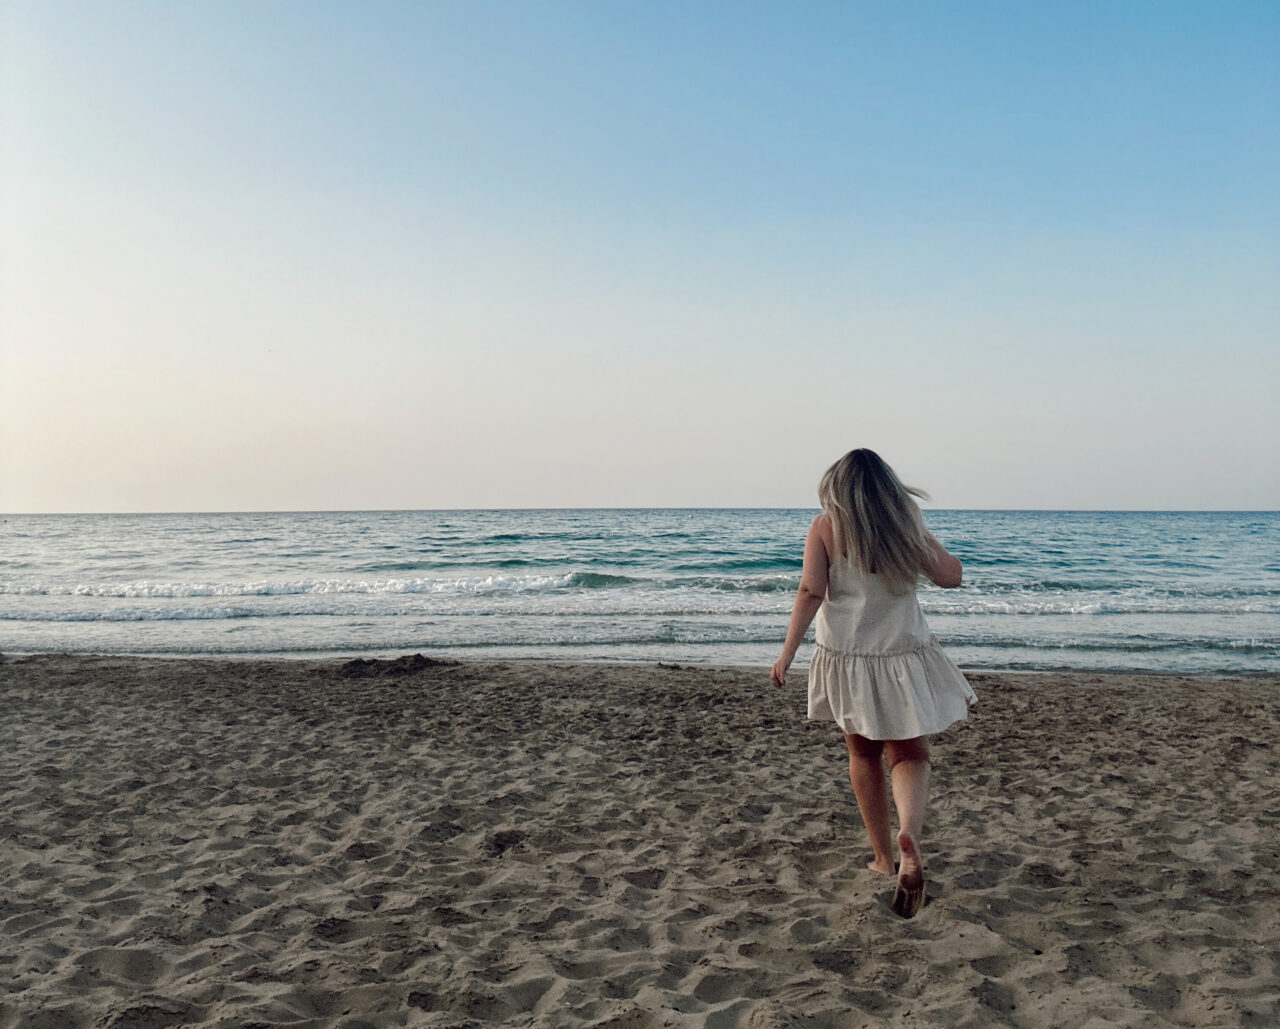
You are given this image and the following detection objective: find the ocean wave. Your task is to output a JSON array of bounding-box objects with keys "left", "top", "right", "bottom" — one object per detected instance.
[
  {"left": 9, "top": 571, "right": 1272, "bottom": 599},
  {"left": 0, "top": 573, "right": 626, "bottom": 598},
  {"left": 668, "top": 556, "right": 800, "bottom": 573},
  {"left": 966, "top": 580, "right": 1280, "bottom": 597},
  {"left": 921, "top": 595, "right": 1280, "bottom": 615},
  {"left": 5, "top": 605, "right": 263, "bottom": 622},
  {"left": 686, "top": 575, "right": 797, "bottom": 593},
  {"left": 950, "top": 635, "right": 1279, "bottom": 654},
  {"left": 0, "top": 570, "right": 788, "bottom": 599},
  {"left": 0, "top": 600, "right": 774, "bottom": 621},
  {"left": 564, "top": 571, "right": 639, "bottom": 588},
  {"left": 2, "top": 577, "right": 1278, "bottom": 617}
]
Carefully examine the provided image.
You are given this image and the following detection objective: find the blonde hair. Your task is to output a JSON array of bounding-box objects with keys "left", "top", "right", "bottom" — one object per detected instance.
[{"left": 818, "top": 449, "right": 932, "bottom": 593}]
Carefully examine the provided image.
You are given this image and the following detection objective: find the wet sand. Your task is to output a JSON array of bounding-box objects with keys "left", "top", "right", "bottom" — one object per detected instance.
[{"left": 2, "top": 655, "right": 1277, "bottom": 1028}]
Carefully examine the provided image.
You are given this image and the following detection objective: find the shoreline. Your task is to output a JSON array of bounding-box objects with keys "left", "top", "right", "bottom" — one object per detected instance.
[
  {"left": 3, "top": 651, "right": 1274, "bottom": 681},
  {"left": 3, "top": 655, "right": 1278, "bottom": 1027}
]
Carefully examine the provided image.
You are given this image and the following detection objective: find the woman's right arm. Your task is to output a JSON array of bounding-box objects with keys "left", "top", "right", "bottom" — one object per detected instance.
[
  {"left": 923, "top": 531, "right": 963, "bottom": 589},
  {"left": 770, "top": 516, "right": 832, "bottom": 688}
]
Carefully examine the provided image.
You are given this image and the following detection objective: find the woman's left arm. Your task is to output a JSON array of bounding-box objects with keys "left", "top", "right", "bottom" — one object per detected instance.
[
  {"left": 923, "top": 530, "right": 963, "bottom": 589},
  {"left": 771, "top": 516, "right": 831, "bottom": 688}
]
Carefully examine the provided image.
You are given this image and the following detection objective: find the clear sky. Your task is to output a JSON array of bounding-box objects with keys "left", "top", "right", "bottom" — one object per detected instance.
[{"left": 3, "top": 1, "right": 1277, "bottom": 511}]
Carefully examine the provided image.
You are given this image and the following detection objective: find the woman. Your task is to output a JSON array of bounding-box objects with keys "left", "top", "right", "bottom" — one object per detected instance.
[{"left": 771, "top": 448, "right": 974, "bottom": 918}]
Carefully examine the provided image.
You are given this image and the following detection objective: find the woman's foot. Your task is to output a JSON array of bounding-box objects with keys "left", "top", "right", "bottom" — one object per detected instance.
[
  {"left": 866, "top": 857, "right": 896, "bottom": 876},
  {"left": 891, "top": 830, "right": 925, "bottom": 918}
]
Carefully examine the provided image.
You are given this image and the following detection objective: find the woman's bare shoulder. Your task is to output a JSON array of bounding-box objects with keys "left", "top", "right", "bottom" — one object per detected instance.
[{"left": 809, "top": 512, "right": 835, "bottom": 551}]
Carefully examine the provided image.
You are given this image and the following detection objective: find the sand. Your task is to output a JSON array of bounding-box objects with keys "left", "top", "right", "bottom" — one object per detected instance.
[{"left": 1, "top": 655, "right": 1277, "bottom": 1029}]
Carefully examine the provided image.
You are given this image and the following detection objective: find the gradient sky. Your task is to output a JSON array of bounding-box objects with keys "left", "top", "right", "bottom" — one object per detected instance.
[{"left": 3, "top": 1, "right": 1277, "bottom": 511}]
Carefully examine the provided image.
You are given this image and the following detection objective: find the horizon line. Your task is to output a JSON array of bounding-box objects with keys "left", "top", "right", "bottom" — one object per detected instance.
[{"left": 3, "top": 507, "right": 1277, "bottom": 517}]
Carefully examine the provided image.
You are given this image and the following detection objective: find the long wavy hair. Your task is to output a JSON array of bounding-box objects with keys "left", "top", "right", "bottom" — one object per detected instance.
[{"left": 818, "top": 449, "right": 932, "bottom": 593}]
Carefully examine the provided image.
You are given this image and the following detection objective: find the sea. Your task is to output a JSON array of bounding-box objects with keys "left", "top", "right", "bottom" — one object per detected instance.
[{"left": 0, "top": 510, "right": 1276, "bottom": 675}]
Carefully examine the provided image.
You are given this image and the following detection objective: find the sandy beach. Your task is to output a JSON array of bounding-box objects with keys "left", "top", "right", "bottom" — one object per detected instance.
[{"left": 1, "top": 655, "right": 1277, "bottom": 1028}]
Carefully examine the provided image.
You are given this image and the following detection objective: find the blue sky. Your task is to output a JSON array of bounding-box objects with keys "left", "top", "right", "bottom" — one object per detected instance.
[{"left": 3, "top": 1, "right": 1277, "bottom": 510}]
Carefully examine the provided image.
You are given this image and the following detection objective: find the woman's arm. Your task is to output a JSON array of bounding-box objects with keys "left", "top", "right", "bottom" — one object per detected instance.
[
  {"left": 923, "top": 530, "right": 963, "bottom": 589},
  {"left": 770, "top": 516, "right": 832, "bottom": 688}
]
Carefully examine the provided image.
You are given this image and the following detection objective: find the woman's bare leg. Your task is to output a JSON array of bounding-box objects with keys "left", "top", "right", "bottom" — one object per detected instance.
[
  {"left": 844, "top": 734, "right": 894, "bottom": 874},
  {"left": 887, "top": 737, "right": 930, "bottom": 839},
  {"left": 886, "top": 737, "right": 930, "bottom": 917}
]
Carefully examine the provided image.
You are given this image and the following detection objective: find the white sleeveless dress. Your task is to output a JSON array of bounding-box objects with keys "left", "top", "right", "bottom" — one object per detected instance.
[{"left": 807, "top": 556, "right": 976, "bottom": 740}]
